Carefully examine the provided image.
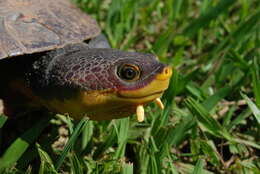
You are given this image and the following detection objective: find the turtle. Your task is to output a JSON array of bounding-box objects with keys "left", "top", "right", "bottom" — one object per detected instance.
[{"left": 0, "top": 0, "right": 172, "bottom": 121}]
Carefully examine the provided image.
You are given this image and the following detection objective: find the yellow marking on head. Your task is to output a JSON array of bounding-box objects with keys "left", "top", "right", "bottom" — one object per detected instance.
[
  {"left": 155, "top": 66, "right": 172, "bottom": 80},
  {"left": 118, "top": 66, "right": 172, "bottom": 99},
  {"left": 45, "top": 66, "right": 172, "bottom": 120}
]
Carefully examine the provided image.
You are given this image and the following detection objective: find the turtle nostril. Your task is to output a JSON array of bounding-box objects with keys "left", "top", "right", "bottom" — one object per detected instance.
[
  {"left": 155, "top": 66, "right": 172, "bottom": 80},
  {"left": 163, "top": 66, "right": 172, "bottom": 76},
  {"left": 165, "top": 68, "right": 169, "bottom": 74}
]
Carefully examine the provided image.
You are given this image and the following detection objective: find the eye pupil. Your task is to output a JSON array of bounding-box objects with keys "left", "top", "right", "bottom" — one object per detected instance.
[
  {"left": 118, "top": 64, "right": 140, "bottom": 81},
  {"left": 125, "top": 68, "right": 136, "bottom": 79}
]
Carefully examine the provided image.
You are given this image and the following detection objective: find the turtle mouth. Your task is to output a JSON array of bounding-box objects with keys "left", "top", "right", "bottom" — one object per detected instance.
[
  {"left": 116, "top": 90, "right": 164, "bottom": 105},
  {"left": 117, "top": 90, "right": 164, "bottom": 99}
]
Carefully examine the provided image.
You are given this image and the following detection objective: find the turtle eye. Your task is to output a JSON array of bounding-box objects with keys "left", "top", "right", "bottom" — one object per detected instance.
[{"left": 117, "top": 64, "right": 140, "bottom": 81}]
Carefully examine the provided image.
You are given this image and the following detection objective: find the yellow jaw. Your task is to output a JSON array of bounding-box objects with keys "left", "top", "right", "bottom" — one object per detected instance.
[
  {"left": 45, "top": 66, "right": 172, "bottom": 121},
  {"left": 117, "top": 66, "right": 171, "bottom": 121}
]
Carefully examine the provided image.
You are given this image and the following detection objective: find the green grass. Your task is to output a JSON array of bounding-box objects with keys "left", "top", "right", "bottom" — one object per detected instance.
[{"left": 1, "top": 0, "right": 260, "bottom": 173}]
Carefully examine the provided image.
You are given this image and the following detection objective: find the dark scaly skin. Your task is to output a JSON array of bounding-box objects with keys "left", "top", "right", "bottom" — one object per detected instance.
[
  {"left": 0, "top": 43, "right": 169, "bottom": 119},
  {"left": 29, "top": 43, "right": 163, "bottom": 95}
]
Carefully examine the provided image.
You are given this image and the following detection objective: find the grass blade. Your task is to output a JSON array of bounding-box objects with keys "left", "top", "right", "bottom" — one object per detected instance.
[
  {"left": 0, "top": 114, "right": 7, "bottom": 128},
  {"left": 69, "top": 152, "right": 84, "bottom": 174},
  {"left": 241, "top": 93, "right": 260, "bottom": 124},
  {"left": 37, "top": 144, "right": 58, "bottom": 174},
  {"left": 114, "top": 118, "right": 129, "bottom": 158},
  {"left": 192, "top": 159, "right": 204, "bottom": 174},
  {"left": 121, "top": 163, "right": 133, "bottom": 174},
  {"left": 183, "top": 0, "right": 236, "bottom": 37},
  {"left": 202, "top": 87, "right": 231, "bottom": 111},
  {"left": 81, "top": 120, "right": 94, "bottom": 150},
  {"left": 55, "top": 118, "right": 89, "bottom": 170},
  {"left": 211, "top": 9, "right": 260, "bottom": 60},
  {"left": 0, "top": 116, "right": 51, "bottom": 172},
  {"left": 185, "top": 97, "right": 232, "bottom": 140},
  {"left": 251, "top": 62, "right": 260, "bottom": 107}
]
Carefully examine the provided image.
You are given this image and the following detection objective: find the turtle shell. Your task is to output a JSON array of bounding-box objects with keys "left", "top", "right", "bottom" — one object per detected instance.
[{"left": 0, "top": 0, "right": 101, "bottom": 59}]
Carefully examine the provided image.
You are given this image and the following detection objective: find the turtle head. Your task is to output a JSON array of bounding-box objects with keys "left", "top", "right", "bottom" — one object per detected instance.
[{"left": 38, "top": 45, "right": 172, "bottom": 120}]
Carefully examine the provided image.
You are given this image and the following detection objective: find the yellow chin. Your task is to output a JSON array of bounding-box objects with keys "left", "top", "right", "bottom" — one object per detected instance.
[{"left": 46, "top": 66, "right": 172, "bottom": 121}]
